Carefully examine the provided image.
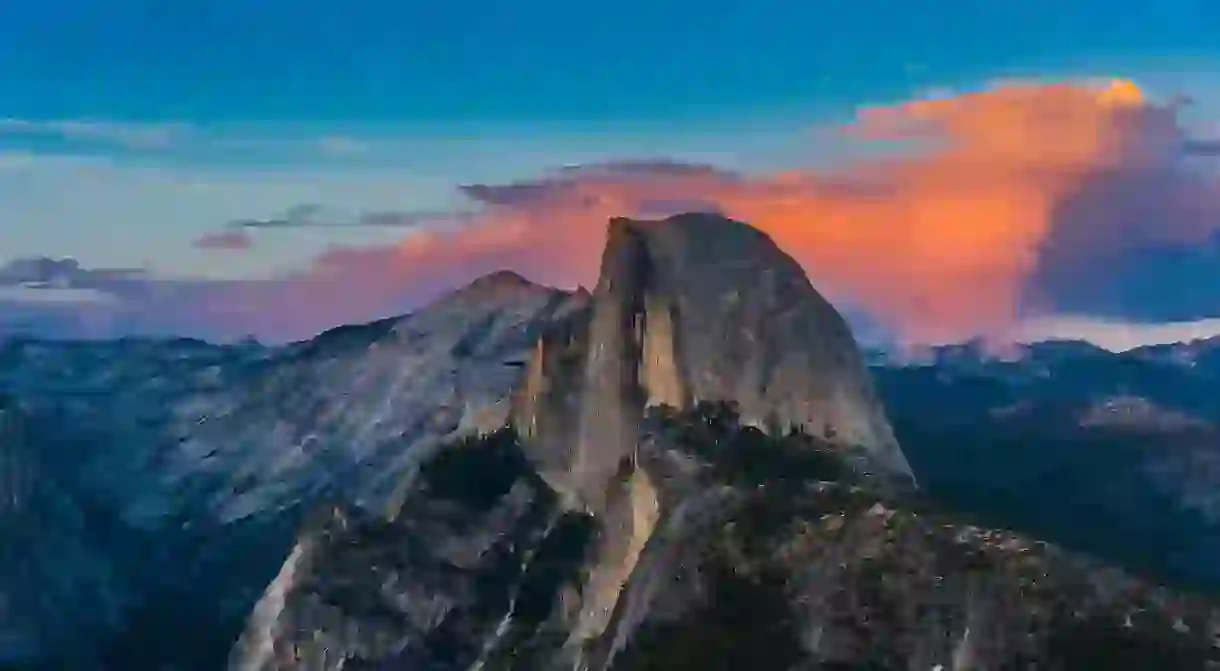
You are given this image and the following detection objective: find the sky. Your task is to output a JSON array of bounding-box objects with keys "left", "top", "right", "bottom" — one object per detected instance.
[{"left": 4, "top": 0, "right": 1220, "bottom": 348}]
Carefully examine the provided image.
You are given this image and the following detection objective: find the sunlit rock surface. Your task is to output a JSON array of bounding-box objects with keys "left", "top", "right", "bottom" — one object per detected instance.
[
  {"left": 230, "top": 405, "right": 1220, "bottom": 671},
  {"left": 513, "top": 213, "right": 913, "bottom": 516},
  {"left": 0, "top": 274, "right": 585, "bottom": 669},
  {"left": 232, "top": 216, "right": 1220, "bottom": 671}
]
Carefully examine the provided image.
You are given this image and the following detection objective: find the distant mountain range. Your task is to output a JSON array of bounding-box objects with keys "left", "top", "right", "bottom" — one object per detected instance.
[
  {"left": 872, "top": 337, "right": 1220, "bottom": 589},
  {"left": 2, "top": 215, "right": 1220, "bottom": 669}
]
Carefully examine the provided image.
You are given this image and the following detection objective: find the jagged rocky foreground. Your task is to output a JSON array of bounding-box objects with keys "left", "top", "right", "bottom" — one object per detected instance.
[
  {"left": 230, "top": 405, "right": 1220, "bottom": 670},
  {"left": 229, "top": 215, "right": 1220, "bottom": 670}
]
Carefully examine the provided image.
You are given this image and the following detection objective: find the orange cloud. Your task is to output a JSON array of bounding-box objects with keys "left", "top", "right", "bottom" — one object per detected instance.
[
  {"left": 720, "top": 79, "right": 1217, "bottom": 341},
  {"left": 167, "top": 79, "right": 1220, "bottom": 344},
  {"left": 361, "top": 78, "right": 1212, "bottom": 344}
]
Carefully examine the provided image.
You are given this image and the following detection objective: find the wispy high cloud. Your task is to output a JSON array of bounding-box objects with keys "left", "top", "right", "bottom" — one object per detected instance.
[
  {"left": 187, "top": 202, "right": 478, "bottom": 256},
  {"left": 315, "top": 136, "right": 370, "bottom": 156},
  {"left": 223, "top": 202, "right": 477, "bottom": 232},
  {"left": 193, "top": 230, "right": 255, "bottom": 251},
  {"left": 227, "top": 203, "right": 326, "bottom": 229},
  {"left": 0, "top": 257, "right": 145, "bottom": 286},
  {"left": 0, "top": 118, "right": 195, "bottom": 149},
  {"left": 0, "top": 285, "right": 120, "bottom": 305},
  {"left": 0, "top": 119, "right": 390, "bottom": 160}
]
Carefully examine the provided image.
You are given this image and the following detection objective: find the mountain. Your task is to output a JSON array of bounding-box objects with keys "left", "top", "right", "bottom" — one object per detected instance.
[
  {"left": 228, "top": 214, "right": 1220, "bottom": 670},
  {"left": 5, "top": 213, "right": 1220, "bottom": 668},
  {"left": 226, "top": 410, "right": 1220, "bottom": 670},
  {"left": 0, "top": 389, "right": 141, "bottom": 668},
  {"left": 0, "top": 272, "right": 586, "bottom": 669},
  {"left": 873, "top": 338, "right": 1220, "bottom": 588},
  {"left": 510, "top": 214, "right": 913, "bottom": 510}
]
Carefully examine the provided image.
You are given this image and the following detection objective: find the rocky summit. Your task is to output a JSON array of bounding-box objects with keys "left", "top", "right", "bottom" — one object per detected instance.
[
  {"left": 512, "top": 213, "right": 914, "bottom": 512},
  {"left": 224, "top": 214, "right": 1220, "bottom": 671},
  {"left": 507, "top": 213, "right": 915, "bottom": 648},
  {"left": 4, "top": 214, "right": 1220, "bottom": 669}
]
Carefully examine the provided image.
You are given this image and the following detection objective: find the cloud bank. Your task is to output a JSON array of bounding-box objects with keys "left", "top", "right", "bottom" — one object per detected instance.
[{"left": 9, "top": 78, "right": 1220, "bottom": 345}]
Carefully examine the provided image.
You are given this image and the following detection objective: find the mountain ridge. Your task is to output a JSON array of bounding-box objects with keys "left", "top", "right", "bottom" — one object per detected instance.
[
  {"left": 5, "top": 214, "right": 1220, "bottom": 668},
  {"left": 226, "top": 214, "right": 1220, "bottom": 670}
]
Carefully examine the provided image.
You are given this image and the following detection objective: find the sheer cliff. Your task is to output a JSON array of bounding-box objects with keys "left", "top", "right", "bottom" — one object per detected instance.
[
  {"left": 229, "top": 404, "right": 1220, "bottom": 671},
  {"left": 507, "top": 213, "right": 915, "bottom": 646},
  {"left": 230, "top": 214, "right": 1220, "bottom": 670},
  {"left": 512, "top": 214, "right": 913, "bottom": 515}
]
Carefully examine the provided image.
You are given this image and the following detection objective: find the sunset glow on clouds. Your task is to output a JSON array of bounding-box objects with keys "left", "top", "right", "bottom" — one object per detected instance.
[
  {"left": 194, "top": 78, "right": 1216, "bottom": 344},
  {"left": 6, "top": 78, "right": 1220, "bottom": 346}
]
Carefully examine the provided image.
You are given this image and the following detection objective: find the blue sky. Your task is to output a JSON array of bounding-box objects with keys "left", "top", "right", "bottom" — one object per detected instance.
[
  {"left": 3, "top": 0, "right": 1220, "bottom": 274},
  {"left": 5, "top": 1, "right": 1220, "bottom": 343},
  {"left": 4, "top": 0, "right": 1219, "bottom": 123}
]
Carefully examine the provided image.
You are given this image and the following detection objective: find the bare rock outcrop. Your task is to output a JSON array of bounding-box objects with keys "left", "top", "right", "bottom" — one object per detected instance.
[
  {"left": 513, "top": 212, "right": 913, "bottom": 510},
  {"left": 231, "top": 213, "right": 926, "bottom": 670},
  {"left": 510, "top": 212, "right": 916, "bottom": 646},
  {"left": 229, "top": 403, "right": 1220, "bottom": 671}
]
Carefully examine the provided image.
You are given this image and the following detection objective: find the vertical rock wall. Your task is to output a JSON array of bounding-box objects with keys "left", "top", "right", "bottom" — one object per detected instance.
[
  {"left": 514, "top": 213, "right": 915, "bottom": 516},
  {"left": 511, "top": 213, "right": 916, "bottom": 649}
]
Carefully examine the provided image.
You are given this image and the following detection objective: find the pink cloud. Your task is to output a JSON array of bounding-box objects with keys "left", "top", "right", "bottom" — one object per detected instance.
[
  {"left": 193, "top": 230, "right": 254, "bottom": 251},
  {"left": 19, "top": 78, "right": 1220, "bottom": 345}
]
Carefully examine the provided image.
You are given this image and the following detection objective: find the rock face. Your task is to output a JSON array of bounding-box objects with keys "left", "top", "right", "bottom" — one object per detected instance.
[
  {"left": 512, "top": 213, "right": 913, "bottom": 512},
  {"left": 233, "top": 213, "right": 1220, "bottom": 671},
  {"left": 507, "top": 213, "right": 916, "bottom": 645},
  {"left": 227, "top": 428, "right": 572, "bottom": 671},
  {"left": 155, "top": 272, "right": 588, "bottom": 525},
  {"left": 0, "top": 273, "right": 587, "bottom": 669},
  {"left": 228, "top": 213, "right": 920, "bottom": 669},
  {"left": 229, "top": 403, "right": 1220, "bottom": 671}
]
